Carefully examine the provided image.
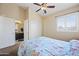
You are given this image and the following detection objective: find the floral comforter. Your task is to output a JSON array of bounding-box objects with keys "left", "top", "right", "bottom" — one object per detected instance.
[{"left": 18, "top": 37, "right": 79, "bottom": 56}]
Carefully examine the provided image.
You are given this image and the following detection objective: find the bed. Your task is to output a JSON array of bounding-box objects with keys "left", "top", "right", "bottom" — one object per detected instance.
[{"left": 18, "top": 37, "right": 79, "bottom": 56}]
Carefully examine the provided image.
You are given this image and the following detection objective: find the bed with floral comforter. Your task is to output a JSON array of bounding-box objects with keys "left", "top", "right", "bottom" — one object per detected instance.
[{"left": 18, "top": 37, "right": 79, "bottom": 56}]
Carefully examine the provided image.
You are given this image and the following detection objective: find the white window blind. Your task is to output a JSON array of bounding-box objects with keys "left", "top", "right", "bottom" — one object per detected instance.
[{"left": 56, "top": 12, "right": 79, "bottom": 32}]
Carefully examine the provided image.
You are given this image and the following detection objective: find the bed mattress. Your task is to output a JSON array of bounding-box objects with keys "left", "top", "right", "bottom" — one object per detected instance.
[{"left": 18, "top": 37, "right": 79, "bottom": 56}]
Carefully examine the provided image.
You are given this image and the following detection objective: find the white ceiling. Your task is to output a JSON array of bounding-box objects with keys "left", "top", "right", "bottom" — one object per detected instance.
[{"left": 17, "top": 3, "right": 79, "bottom": 16}]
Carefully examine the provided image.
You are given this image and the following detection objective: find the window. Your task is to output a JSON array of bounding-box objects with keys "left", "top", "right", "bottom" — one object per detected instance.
[{"left": 56, "top": 12, "right": 79, "bottom": 32}]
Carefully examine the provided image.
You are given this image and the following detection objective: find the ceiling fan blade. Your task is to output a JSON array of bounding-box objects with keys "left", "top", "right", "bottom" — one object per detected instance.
[
  {"left": 33, "top": 3, "right": 41, "bottom": 6},
  {"left": 44, "top": 10, "right": 47, "bottom": 14},
  {"left": 47, "top": 6, "right": 55, "bottom": 8},
  {"left": 36, "top": 8, "right": 41, "bottom": 12},
  {"left": 41, "top": 3, "right": 44, "bottom": 5}
]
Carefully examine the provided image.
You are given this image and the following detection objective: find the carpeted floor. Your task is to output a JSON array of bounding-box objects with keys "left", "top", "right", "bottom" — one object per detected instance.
[{"left": 0, "top": 41, "right": 21, "bottom": 56}]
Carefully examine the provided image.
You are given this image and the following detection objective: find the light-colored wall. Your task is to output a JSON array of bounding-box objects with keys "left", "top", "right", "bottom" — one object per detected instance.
[
  {"left": 0, "top": 3, "right": 20, "bottom": 19},
  {"left": 19, "top": 6, "right": 27, "bottom": 20},
  {"left": 0, "top": 3, "right": 28, "bottom": 33},
  {"left": 0, "top": 16, "right": 15, "bottom": 49},
  {"left": 42, "top": 5, "right": 79, "bottom": 41},
  {"left": 24, "top": 8, "right": 29, "bottom": 43},
  {"left": 0, "top": 3, "right": 27, "bottom": 20},
  {"left": 0, "top": 3, "right": 28, "bottom": 48},
  {"left": 26, "top": 9, "right": 42, "bottom": 39},
  {"left": 16, "top": 23, "right": 24, "bottom": 33}
]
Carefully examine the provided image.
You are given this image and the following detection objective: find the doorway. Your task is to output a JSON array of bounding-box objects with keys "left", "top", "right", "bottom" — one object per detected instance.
[{"left": 15, "top": 20, "right": 24, "bottom": 42}]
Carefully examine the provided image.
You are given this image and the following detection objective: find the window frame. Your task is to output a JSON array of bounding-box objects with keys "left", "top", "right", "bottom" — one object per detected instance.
[{"left": 56, "top": 12, "right": 79, "bottom": 32}]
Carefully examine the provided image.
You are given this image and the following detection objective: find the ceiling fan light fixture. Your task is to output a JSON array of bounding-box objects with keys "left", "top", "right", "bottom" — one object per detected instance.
[
  {"left": 41, "top": 7, "right": 46, "bottom": 10},
  {"left": 33, "top": 3, "right": 55, "bottom": 14}
]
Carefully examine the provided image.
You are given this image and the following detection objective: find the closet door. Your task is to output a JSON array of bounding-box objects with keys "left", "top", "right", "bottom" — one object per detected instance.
[{"left": 0, "top": 16, "right": 15, "bottom": 49}]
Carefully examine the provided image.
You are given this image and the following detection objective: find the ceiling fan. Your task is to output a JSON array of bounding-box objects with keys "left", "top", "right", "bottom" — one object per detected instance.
[{"left": 33, "top": 3, "right": 55, "bottom": 14}]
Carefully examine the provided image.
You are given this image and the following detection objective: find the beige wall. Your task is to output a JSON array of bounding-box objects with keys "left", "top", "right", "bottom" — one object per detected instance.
[
  {"left": 0, "top": 3, "right": 28, "bottom": 33},
  {"left": 18, "top": 6, "right": 27, "bottom": 20},
  {"left": 16, "top": 23, "right": 24, "bottom": 33},
  {"left": 0, "top": 3, "right": 20, "bottom": 19},
  {"left": 28, "top": 9, "right": 42, "bottom": 39},
  {"left": 42, "top": 5, "right": 79, "bottom": 41},
  {"left": 0, "top": 3, "right": 27, "bottom": 20}
]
